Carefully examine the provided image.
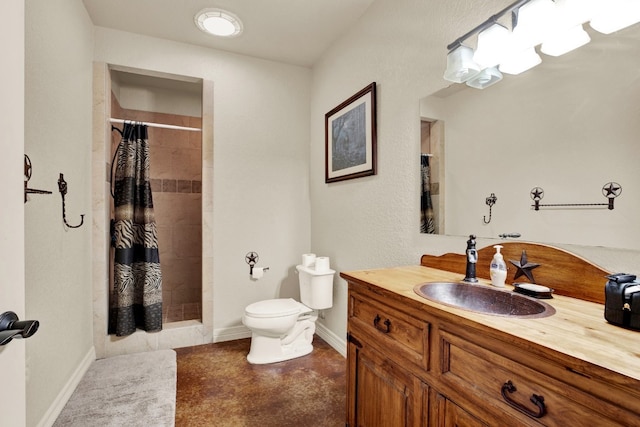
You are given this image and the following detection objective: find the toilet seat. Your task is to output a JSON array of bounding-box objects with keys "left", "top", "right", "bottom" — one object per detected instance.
[{"left": 244, "top": 298, "right": 310, "bottom": 319}]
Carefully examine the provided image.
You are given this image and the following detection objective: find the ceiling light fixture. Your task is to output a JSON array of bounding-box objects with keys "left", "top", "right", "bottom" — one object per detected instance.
[
  {"left": 195, "top": 8, "right": 243, "bottom": 38},
  {"left": 443, "top": 0, "right": 639, "bottom": 89}
]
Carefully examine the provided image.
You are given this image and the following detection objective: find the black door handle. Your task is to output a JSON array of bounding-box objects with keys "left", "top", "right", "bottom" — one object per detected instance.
[{"left": 0, "top": 311, "right": 39, "bottom": 346}]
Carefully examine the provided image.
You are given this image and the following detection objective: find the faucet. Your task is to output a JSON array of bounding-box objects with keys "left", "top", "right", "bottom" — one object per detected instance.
[{"left": 463, "top": 234, "right": 479, "bottom": 283}]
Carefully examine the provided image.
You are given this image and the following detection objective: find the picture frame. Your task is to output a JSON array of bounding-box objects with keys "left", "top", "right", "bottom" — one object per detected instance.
[{"left": 325, "top": 82, "right": 377, "bottom": 183}]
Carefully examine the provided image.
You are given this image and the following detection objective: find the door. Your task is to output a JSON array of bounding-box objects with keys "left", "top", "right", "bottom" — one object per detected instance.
[
  {"left": 0, "top": 1, "right": 27, "bottom": 425},
  {"left": 347, "top": 335, "right": 421, "bottom": 427},
  {"left": 436, "top": 394, "right": 488, "bottom": 427}
]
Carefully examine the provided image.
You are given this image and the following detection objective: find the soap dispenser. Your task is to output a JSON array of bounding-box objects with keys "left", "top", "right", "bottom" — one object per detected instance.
[{"left": 490, "top": 245, "right": 507, "bottom": 288}]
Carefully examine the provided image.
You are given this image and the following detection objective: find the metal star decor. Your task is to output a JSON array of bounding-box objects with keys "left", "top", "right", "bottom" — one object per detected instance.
[
  {"left": 602, "top": 182, "right": 622, "bottom": 198},
  {"left": 245, "top": 252, "right": 259, "bottom": 265},
  {"left": 530, "top": 187, "right": 544, "bottom": 201},
  {"left": 509, "top": 250, "right": 541, "bottom": 283}
]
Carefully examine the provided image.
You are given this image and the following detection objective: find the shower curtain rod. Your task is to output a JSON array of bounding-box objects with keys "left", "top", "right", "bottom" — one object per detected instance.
[{"left": 110, "top": 118, "right": 201, "bottom": 132}]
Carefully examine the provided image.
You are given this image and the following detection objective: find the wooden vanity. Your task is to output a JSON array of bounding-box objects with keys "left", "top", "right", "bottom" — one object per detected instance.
[{"left": 341, "top": 243, "right": 640, "bottom": 426}]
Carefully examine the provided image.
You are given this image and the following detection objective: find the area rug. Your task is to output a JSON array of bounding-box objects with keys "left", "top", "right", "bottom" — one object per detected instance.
[{"left": 53, "top": 349, "right": 176, "bottom": 427}]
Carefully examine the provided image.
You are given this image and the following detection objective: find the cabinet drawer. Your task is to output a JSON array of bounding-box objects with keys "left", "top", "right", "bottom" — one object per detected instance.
[
  {"left": 439, "top": 330, "right": 633, "bottom": 426},
  {"left": 349, "top": 291, "right": 429, "bottom": 368}
]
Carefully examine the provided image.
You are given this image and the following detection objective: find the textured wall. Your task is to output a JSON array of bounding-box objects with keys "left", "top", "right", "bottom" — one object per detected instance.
[{"left": 24, "top": 0, "right": 94, "bottom": 425}]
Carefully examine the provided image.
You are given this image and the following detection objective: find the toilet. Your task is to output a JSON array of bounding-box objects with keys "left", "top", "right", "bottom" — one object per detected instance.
[{"left": 242, "top": 263, "right": 335, "bottom": 364}]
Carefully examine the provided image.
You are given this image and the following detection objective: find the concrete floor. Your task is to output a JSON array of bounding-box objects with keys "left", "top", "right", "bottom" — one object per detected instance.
[{"left": 175, "top": 336, "right": 346, "bottom": 426}]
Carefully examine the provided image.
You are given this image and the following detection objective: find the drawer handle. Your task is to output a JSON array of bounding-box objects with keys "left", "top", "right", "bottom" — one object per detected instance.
[
  {"left": 501, "top": 380, "right": 546, "bottom": 419},
  {"left": 373, "top": 315, "right": 391, "bottom": 333}
]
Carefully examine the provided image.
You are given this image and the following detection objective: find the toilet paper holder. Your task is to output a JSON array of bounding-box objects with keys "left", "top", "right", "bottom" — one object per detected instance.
[{"left": 245, "top": 251, "right": 269, "bottom": 276}]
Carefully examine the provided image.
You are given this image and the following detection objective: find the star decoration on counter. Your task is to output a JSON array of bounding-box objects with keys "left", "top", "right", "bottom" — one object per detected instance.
[{"left": 509, "top": 250, "right": 541, "bottom": 283}]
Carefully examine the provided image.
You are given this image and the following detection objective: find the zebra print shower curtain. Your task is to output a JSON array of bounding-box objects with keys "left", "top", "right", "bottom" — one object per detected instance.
[
  {"left": 421, "top": 154, "right": 436, "bottom": 234},
  {"left": 109, "top": 122, "right": 163, "bottom": 336}
]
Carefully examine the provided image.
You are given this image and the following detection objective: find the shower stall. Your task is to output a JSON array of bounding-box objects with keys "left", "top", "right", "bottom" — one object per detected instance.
[{"left": 92, "top": 63, "right": 214, "bottom": 357}]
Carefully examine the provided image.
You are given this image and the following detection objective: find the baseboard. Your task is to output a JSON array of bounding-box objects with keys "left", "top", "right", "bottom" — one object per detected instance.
[
  {"left": 38, "top": 346, "right": 96, "bottom": 427},
  {"left": 316, "top": 323, "right": 346, "bottom": 358},
  {"left": 213, "top": 325, "right": 251, "bottom": 343}
]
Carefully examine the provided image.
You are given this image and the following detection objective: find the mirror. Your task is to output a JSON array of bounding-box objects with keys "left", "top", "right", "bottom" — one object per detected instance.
[{"left": 420, "top": 24, "right": 640, "bottom": 251}]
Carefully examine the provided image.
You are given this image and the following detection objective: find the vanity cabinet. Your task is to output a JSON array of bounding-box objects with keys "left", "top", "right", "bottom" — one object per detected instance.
[{"left": 343, "top": 266, "right": 640, "bottom": 427}]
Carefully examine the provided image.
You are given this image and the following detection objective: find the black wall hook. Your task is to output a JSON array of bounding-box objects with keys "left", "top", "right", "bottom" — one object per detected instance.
[
  {"left": 483, "top": 192, "right": 497, "bottom": 224},
  {"left": 58, "top": 173, "right": 85, "bottom": 228}
]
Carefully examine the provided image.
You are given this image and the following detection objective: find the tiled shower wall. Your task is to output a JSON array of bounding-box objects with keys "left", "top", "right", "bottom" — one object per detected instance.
[{"left": 110, "top": 93, "right": 202, "bottom": 321}]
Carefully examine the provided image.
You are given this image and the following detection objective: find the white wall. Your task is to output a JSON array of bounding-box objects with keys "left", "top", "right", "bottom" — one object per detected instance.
[
  {"left": 310, "top": 0, "right": 640, "bottom": 342},
  {"left": 93, "top": 28, "right": 312, "bottom": 341},
  {"left": 0, "top": 1, "right": 26, "bottom": 425},
  {"left": 24, "top": 0, "right": 94, "bottom": 425}
]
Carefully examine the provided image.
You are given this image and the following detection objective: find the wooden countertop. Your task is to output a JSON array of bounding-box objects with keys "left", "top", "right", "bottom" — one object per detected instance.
[{"left": 341, "top": 265, "right": 640, "bottom": 383}]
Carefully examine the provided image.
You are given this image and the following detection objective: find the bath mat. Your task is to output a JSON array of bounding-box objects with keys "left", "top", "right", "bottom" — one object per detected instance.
[{"left": 53, "top": 349, "right": 176, "bottom": 427}]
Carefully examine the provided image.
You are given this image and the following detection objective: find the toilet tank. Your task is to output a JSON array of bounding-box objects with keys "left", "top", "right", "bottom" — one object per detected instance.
[{"left": 296, "top": 265, "right": 335, "bottom": 310}]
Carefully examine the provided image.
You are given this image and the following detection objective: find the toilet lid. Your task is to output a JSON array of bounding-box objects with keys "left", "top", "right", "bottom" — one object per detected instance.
[{"left": 245, "top": 298, "right": 306, "bottom": 318}]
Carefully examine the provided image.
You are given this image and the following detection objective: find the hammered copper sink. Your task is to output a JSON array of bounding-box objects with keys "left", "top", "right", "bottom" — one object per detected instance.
[{"left": 414, "top": 282, "right": 556, "bottom": 318}]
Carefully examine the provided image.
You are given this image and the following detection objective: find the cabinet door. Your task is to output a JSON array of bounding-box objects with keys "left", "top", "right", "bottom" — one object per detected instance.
[
  {"left": 347, "top": 335, "right": 422, "bottom": 427},
  {"left": 436, "top": 394, "right": 488, "bottom": 427}
]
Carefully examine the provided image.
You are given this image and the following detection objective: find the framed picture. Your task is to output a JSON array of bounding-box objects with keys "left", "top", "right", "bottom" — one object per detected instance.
[{"left": 325, "top": 82, "right": 377, "bottom": 183}]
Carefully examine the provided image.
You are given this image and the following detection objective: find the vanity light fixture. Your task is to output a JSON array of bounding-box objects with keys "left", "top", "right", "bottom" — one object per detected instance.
[
  {"left": 473, "top": 23, "right": 511, "bottom": 69},
  {"left": 511, "top": 0, "right": 559, "bottom": 51},
  {"left": 443, "top": 45, "right": 482, "bottom": 83},
  {"left": 540, "top": 24, "right": 590, "bottom": 57},
  {"left": 443, "top": 0, "right": 639, "bottom": 89},
  {"left": 499, "top": 46, "right": 541, "bottom": 75},
  {"left": 466, "top": 66, "right": 503, "bottom": 89},
  {"left": 540, "top": 0, "right": 592, "bottom": 56},
  {"left": 194, "top": 8, "right": 243, "bottom": 38},
  {"left": 590, "top": 0, "right": 640, "bottom": 34}
]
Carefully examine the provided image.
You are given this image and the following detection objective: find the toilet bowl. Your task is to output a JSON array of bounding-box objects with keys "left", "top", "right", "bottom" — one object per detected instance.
[{"left": 242, "top": 262, "right": 335, "bottom": 364}]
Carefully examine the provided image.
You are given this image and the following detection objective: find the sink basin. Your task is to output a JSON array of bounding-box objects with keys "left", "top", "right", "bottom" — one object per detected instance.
[{"left": 413, "top": 282, "right": 555, "bottom": 318}]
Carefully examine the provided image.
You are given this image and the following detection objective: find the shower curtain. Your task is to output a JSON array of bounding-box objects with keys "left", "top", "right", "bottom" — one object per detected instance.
[
  {"left": 109, "top": 122, "right": 163, "bottom": 336},
  {"left": 421, "top": 154, "right": 436, "bottom": 234}
]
